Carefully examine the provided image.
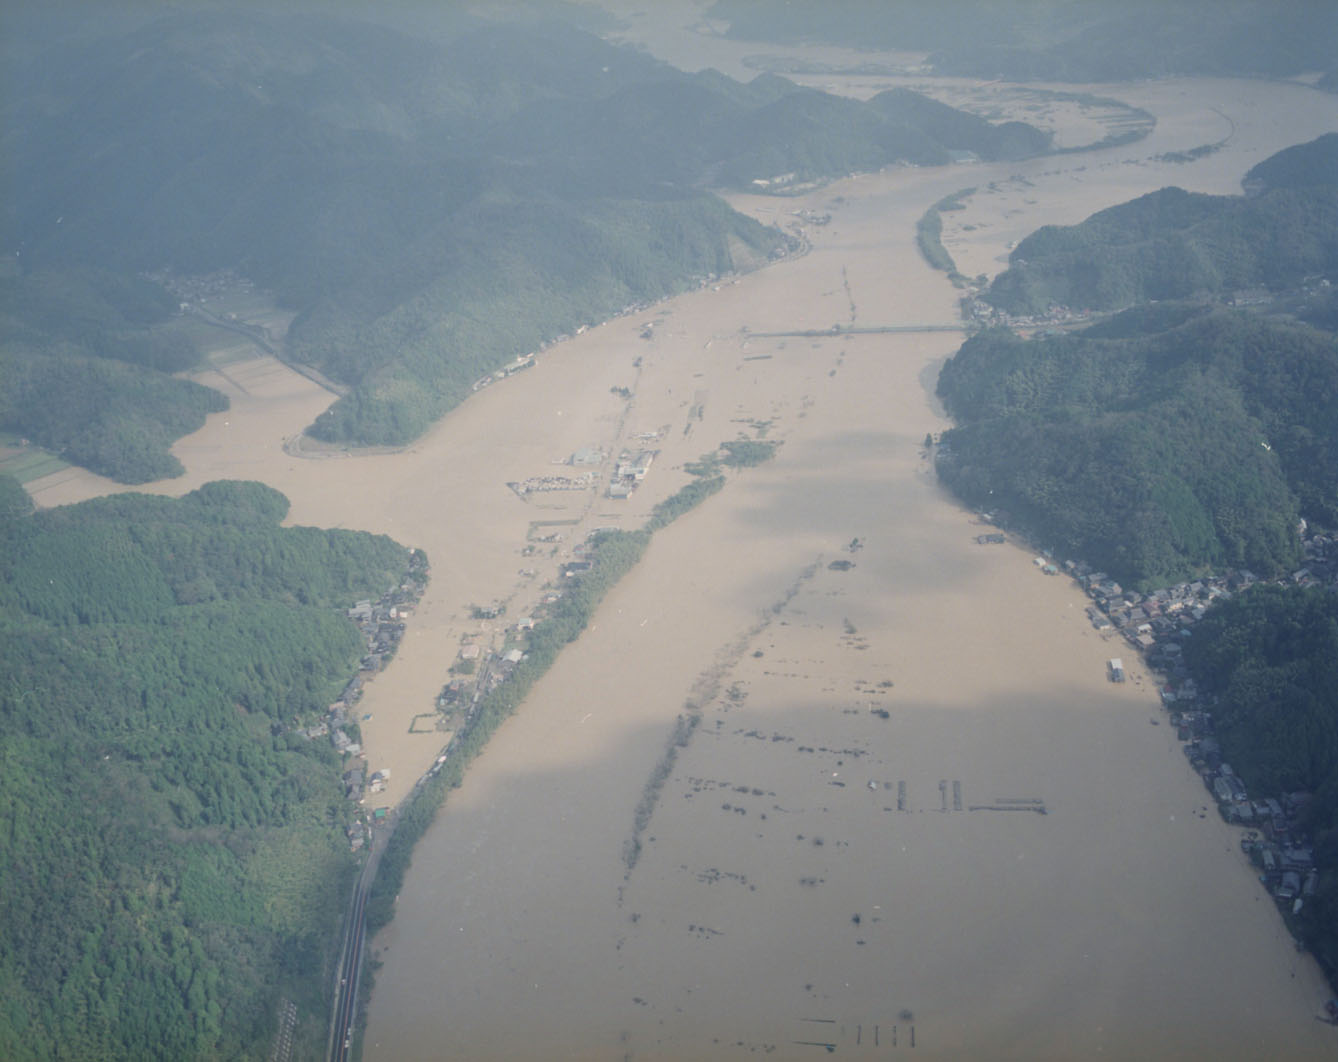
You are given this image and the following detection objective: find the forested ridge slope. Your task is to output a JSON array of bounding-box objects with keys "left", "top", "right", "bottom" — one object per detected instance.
[
  {"left": 2, "top": 6, "right": 1049, "bottom": 463},
  {"left": 983, "top": 184, "right": 1338, "bottom": 316},
  {"left": 1243, "top": 132, "right": 1338, "bottom": 194},
  {"left": 1185, "top": 586, "right": 1338, "bottom": 980},
  {"left": 0, "top": 480, "right": 411, "bottom": 1059},
  {"left": 977, "top": 134, "right": 1338, "bottom": 316},
  {"left": 937, "top": 137, "right": 1338, "bottom": 588},
  {"left": 936, "top": 305, "right": 1338, "bottom": 586},
  {"left": 0, "top": 267, "right": 227, "bottom": 483}
]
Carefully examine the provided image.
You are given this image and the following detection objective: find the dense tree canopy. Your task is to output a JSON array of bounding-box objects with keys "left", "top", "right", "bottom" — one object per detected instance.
[
  {"left": 0, "top": 268, "right": 220, "bottom": 483},
  {"left": 1243, "top": 133, "right": 1338, "bottom": 195},
  {"left": 2, "top": 6, "right": 1049, "bottom": 458},
  {"left": 0, "top": 482, "right": 410, "bottom": 1059},
  {"left": 936, "top": 306, "right": 1338, "bottom": 585},
  {"left": 938, "top": 141, "right": 1338, "bottom": 587},
  {"left": 983, "top": 185, "right": 1338, "bottom": 316},
  {"left": 1187, "top": 586, "right": 1338, "bottom": 797}
]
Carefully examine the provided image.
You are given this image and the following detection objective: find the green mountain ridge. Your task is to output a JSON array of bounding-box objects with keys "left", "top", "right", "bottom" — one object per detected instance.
[
  {"left": 2, "top": 6, "right": 1051, "bottom": 467},
  {"left": 936, "top": 139, "right": 1338, "bottom": 587},
  {"left": 984, "top": 181, "right": 1338, "bottom": 316},
  {"left": 937, "top": 305, "right": 1338, "bottom": 586},
  {"left": 0, "top": 480, "right": 412, "bottom": 1059},
  {"left": 1244, "top": 132, "right": 1338, "bottom": 194}
]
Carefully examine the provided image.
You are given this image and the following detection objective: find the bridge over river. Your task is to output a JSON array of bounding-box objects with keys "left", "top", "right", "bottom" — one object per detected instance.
[{"left": 744, "top": 322, "right": 970, "bottom": 338}]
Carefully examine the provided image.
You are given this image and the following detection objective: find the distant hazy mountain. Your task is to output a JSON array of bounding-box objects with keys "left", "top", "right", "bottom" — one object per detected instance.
[
  {"left": 2, "top": 6, "right": 1050, "bottom": 459},
  {"left": 708, "top": 0, "right": 1338, "bottom": 82},
  {"left": 1244, "top": 132, "right": 1338, "bottom": 195},
  {"left": 982, "top": 137, "right": 1338, "bottom": 317},
  {"left": 4, "top": 8, "right": 1050, "bottom": 272}
]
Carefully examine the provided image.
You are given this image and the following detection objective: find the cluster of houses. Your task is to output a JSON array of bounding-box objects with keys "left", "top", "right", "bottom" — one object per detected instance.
[
  {"left": 470, "top": 352, "right": 536, "bottom": 393},
  {"left": 960, "top": 292, "right": 1093, "bottom": 332},
  {"left": 1080, "top": 568, "right": 1232, "bottom": 655},
  {"left": 509, "top": 471, "right": 593, "bottom": 496},
  {"left": 346, "top": 581, "right": 421, "bottom": 676},
  {"left": 344, "top": 801, "right": 392, "bottom": 852},
  {"left": 1290, "top": 518, "right": 1337, "bottom": 590},
  {"left": 1076, "top": 519, "right": 1336, "bottom": 668},
  {"left": 143, "top": 266, "right": 256, "bottom": 309},
  {"left": 440, "top": 622, "right": 534, "bottom": 709},
  {"left": 607, "top": 449, "right": 657, "bottom": 499},
  {"left": 295, "top": 549, "right": 428, "bottom": 831},
  {"left": 437, "top": 528, "right": 632, "bottom": 730},
  {"left": 961, "top": 276, "right": 1333, "bottom": 338},
  {"left": 1035, "top": 524, "right": 1337, "bottom": 922},
  {"left": 792, "top": 208, "right": 831, "bottom": 226},
  {"left": 1179, "top": 719, "right": 1320, "bottom": 909},
  {"left": 471, "top": 263, "right": 775, "bottom": 391}
]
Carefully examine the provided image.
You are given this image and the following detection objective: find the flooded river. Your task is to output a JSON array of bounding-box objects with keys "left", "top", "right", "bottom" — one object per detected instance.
[
  {"left": 356, "top": 16, "right": 1337, "bottom": 1060},
  {"left": 27, "top": 5, "right": 1338, "bottom": 1058}
]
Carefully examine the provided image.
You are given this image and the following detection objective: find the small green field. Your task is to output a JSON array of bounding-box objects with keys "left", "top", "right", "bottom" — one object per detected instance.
[
  {"left": 0, "top": 435, "right": 69, "bottom": 483},
  {"left": 205, "top": 291, "right": 281, "bottom": 319},
  {"left": 526, "top": 519, "right": 581, "bottom": 540},
  {"left": 202, "top": 340, "right": 266, "bottom": 369},
  {"left": 175, "top": 288, "right": 291, "bottom": 362},
  {"left": 174, "top": 315, "right": 242, "bottom": 349},
  {"left": 175, "top": 319, "right": 272, "bottom": 364}
]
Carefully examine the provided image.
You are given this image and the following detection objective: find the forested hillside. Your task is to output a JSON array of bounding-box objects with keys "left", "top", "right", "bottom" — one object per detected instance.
[
  {"left": 976, "top": 134, "right": 1338, "bottom": 316},
  {"left": 0, "top": 481, "right": 411, "bottom": 1059},
  {"left": 982, "top": 184, "right": 1338, "bottom": 316},
  {"left": 0, "top": 268, "right": 224, "bottom": 482},
  {"left": 935, "top": 139, "right": 1338, "bottom": 587},
  {"left": 935, "top": 305, "right": 1338, "bottom": 586},
  {"left": 1243, "top": 132, "right": 1338, "bottom": 195},
  {"left": 2, "top": 6, "right": 1049, "bottom": 457}
]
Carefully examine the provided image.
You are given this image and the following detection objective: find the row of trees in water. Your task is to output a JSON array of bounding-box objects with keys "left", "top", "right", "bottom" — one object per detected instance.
[{"left": 364, "top": 445, "right": 763, "bottom": 933}]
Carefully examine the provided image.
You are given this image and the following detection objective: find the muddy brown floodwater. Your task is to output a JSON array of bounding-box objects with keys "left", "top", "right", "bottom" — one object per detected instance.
[
  {"left": 356, "top": 13, "right": 1338, "bottom": 1062},
  {"left": 27, "top": 4, "right": 1338, "bottom": 1059}
]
